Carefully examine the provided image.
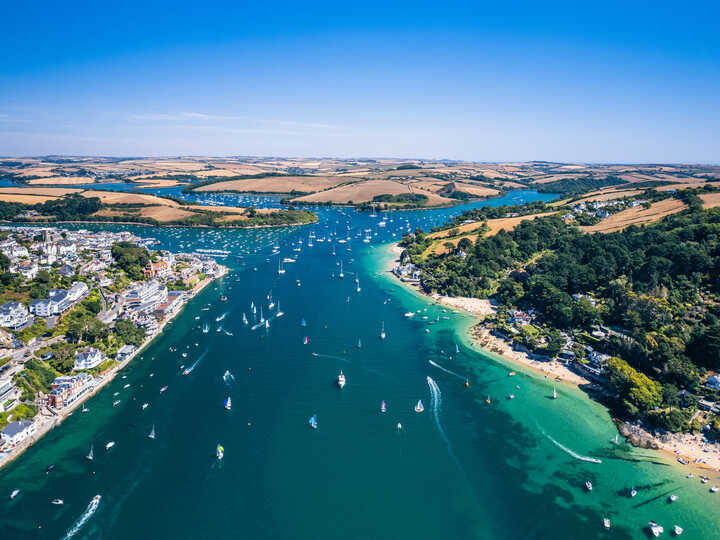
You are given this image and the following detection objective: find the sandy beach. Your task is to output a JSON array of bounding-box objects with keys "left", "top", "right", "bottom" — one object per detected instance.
[
  {"left": 0, "top": 266, "right": 226, "bottom": 471},
  {"left": 385, "top": 243, "right": 720, "bottom": 471}
]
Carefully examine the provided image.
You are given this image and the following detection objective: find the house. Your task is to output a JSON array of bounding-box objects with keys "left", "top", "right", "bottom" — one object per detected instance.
[
  {"left": 66, "top": 281, "right": 89, "bottom": 303},
  {"left": 116, "top": 344, "right": 137, "bottom": 362},
  {"left": 1, "top": 420, "right": 36, "bottom": 447},
  {"left": 73, "top": 347, "right": 106, "bottom": 370},
  {"left": 13, "top": 260, "right": 38, "bottom": 279},
  {"left": 508, "top": 309, "right": 531, "bottom": 326},
  {"left": 125, "top": 280, "right": 168, "bottom": 315},
  {"left": 47, "top": 373, "right": 95, "bottom": 409},
  {"left": 0, "top": 301, "right": 30, "bottom": 330},
  {"left": 155, "top": 293, "right": 183, "bottom": 318},
  {"left": 57, "top": 264, "right": 74, "bottom": 278},
  {"left": 705, "top": 375, "right": 720, "bottom": 390},
  {"left": 143, "top": 260, "right": 170, "bottom": 279},
  {"left": 393, "top": 263, "right": 421, "bottom": 282},
  {"left": 588, "top": 350, "right": 611, "bottom": 366},
  {"left": 0, "top": 366, "right": 21, "bottom": 412}
]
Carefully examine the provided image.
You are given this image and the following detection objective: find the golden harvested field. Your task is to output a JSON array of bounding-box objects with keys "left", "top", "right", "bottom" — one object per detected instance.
[
  {"left": 0, "top": 187, "right": 82, "bottom": 197},
  {"left": 195, "top": 176, "right": 345, "bottom": 193},
  {"left": 291, "top": 179, "right": 454, "bottom": 206},
  {"left": 132, "top": 179, "right": 181, "bottom": 188},
  {"left": 699, "top": 193, "right": 720, "bottom": 209},
  {"left": 0, "top": 193, "right": 61, "bottom": 204},
  {"left": 79, "top": 190, "right": 182, "bottom": 206},
  {"left": 571, "top": 189, "right": 644, "bottom": 204},
  {"left": 582, "top": 199, "right": 686, "bottom": 233},
  {"left": 27, "top": 176, "right": 94, "bottom": 185},
  {"left": 138, "top": 206, "right": 197, "bottom": 222},
  {"left": 450, "top": 182, "right": 501, "bottom": 197}
]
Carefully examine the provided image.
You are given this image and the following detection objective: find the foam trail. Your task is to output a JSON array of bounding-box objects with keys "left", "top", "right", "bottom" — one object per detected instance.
[
  {"left": 62, "top": 495, "right": 101, "bottom": 539},
  {"left": 429, "top": 360, "right": 464, "bottom": 380},
  {"left": 184, "top": 350, "right": 208, "bottom": 374},
  {"left": 426, "top": 376, "right": 464, "bottom": 472},
  {"left": 312, "top": 353, "right": 351, "bottom": 364},
  {"left": 539, "top": 426, "right": 602, "bottom": 464}
]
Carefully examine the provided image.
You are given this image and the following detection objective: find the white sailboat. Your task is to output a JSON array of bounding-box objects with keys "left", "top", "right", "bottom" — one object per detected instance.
[
  {"left": 380, "top": 321, "right": 386, "bottom": 340},
  {"left": 276, "top": 301, "right": 284, "bottom": 317},
  {"left": 339, "top": 260, "right": 344, "bottom": 279},
  {"left": 415, "top": 400, "right": 424, "bottom": 413},
  {"left": 552, "top": 386, "right": 558, "bottom": 399},
  {"left": 86, "top": 445, "right": 94, "bottom": 461},
  {"left": 242, "top": 313, "right": 248, "bottom": 325},
  {"left": 277, "top": 258, "right": 285, "bottom": 275},
  {"left": 148, "top": 425, "right": 156, "bottom": 439}
]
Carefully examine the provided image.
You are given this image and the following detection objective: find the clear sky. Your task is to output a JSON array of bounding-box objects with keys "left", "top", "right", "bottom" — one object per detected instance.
[{"left": 1, "top": 1, "right": 718, "bottom": 162}]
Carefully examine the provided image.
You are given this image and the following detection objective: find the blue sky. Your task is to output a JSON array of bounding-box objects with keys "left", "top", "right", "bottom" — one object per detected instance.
[{"left": 1, "top": 1, "right": 718, "bottom": 162}]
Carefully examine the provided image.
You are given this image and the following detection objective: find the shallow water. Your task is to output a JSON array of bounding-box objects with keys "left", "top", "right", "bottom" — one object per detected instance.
[{"left": 0, "top": 190, "right": 715, "bottom": 539}]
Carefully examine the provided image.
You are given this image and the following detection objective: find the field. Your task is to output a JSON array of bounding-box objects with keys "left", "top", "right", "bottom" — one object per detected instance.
[
  {"left": 581, "top": 199, "right": 687, "bottom": 233},
  {"left": 290, "top": 179, "right": 454, "bottom": 206},
  {"left": 194, "top": 175, "right": 346, "bottom": 194},
  {"left": 700, "top": 192, "right": 720, "bottom": 209}
]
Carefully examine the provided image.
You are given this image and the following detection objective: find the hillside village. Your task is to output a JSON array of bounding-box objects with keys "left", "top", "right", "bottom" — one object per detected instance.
[{"left": 0, "top": 226, "right": 224, "bottom": 457}]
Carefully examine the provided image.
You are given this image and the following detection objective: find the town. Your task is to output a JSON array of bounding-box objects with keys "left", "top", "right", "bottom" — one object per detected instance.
[{"left": 0, "top": 226, "right": 225, "bottom": 462}]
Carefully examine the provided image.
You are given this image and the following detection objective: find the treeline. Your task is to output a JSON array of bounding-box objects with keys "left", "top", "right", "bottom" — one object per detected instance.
[
  {"left": 404, "top": 206, "right": 720, "bottom": 429},
  {"left": 372, "top": 193, "right": 428, "bottom": 204},
  {"left": 536, "top": 175, "right": 628, "bottom": 195},
  {"left": 0, "top": 194, "right": 102, "bottom": 221}
]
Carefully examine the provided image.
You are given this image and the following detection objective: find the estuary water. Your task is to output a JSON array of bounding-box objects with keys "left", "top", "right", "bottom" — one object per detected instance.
[{"left": 0, "top": 190, "right": 717, "bottom": 539}]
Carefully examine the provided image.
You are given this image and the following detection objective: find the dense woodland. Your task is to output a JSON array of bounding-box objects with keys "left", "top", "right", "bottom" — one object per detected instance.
[{"left": 401, "top": 201, "right": 720, "bottom": 432}]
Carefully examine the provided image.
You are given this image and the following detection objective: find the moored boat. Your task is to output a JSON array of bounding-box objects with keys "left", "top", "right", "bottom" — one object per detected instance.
[
  {"left": 414, "top": 400, "right": 424, "bottom": 413},
  {"left": 337, "top": 371, "right": 346, "bottom": 389},
  {"left": 309, "top": 415, "right": 318, "bottom": 429},
  {"left": 648, "top": 521, "right": 664, "bottom": 537},
  {"left": 216, "top": 444, "right": 224, "bottom": 460},
  {"left": 224, "top": 397, "right": 232, "bottom": 410}
]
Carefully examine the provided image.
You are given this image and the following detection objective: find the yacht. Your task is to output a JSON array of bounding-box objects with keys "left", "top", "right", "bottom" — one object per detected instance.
[
  {"left": 337, "top": 371, "right": 346, "bottom": 389},
  {"left": 603, "top": 518, "right": 610, "bottom": 529},
  {"left": 142, "top": 403, "right": 149, "bottom": 410},
  {"left": 669, "top": 494, "right": 678, "bottom": 502},
  {"left": 415, "top": 400, "right": 424, "bottom": 413},
  {"left": 648, "top": 522, "right": 664, "bottom": 537}
]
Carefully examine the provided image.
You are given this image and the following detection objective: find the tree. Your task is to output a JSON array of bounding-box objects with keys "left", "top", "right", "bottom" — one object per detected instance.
[
  {"left": 605, "top": 356, "right": 662, "bottom": 417},
  {"left": 0, "top": 252, "right": 10, "bottom": 272},
  {"left": 114, "top": 318, "right": 145, "bottom": 347},
  {"left": 111, "top": 242, "right": 150, "bottom": 280}
]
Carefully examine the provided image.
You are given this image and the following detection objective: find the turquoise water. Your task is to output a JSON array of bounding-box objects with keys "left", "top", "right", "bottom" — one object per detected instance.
[{"left": 0, "top": 190, "right": 717, "bottom": 539}]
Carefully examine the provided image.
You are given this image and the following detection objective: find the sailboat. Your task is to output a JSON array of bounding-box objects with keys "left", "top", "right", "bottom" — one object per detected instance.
[
  {"left": 300, "top": 318, "right": 307, "bottom": 327},
  {"left": 259, "top": 307, "right": 265, "bottom": 323},
  {"left": 216, "top": 444, "right": 224, "bottom": 460},
  {"left": 552, "top": 386, "right": 558, "bottom": 399},
  {"left": 277, "top": 258, "right": 285, "bottom": 275},
  {"left": 148, "top": 425, "right": 156, "bottom": 440},
  {"left": 337, "top": 371, "right": 346, "bottom": 389},
  {"left": 303, "top": 336, "right": 309, "bottom": 345},
  {"left": 357, "top": 338, "right": 362, "bottom": 349},
  {"left": 356, "top": 281, "right": 361, "bottom": 292},
  {"left": 309, "top": 415, "right": 318, "bottom": 429},
  {"left": 339, "top": 260, "right": 344, "bottom": 279},
  {"left": 242, "top": 313, "right": 248, "bottom": 325},
  {"left": 86, "top": 445, "right": 94, "bottom": 461},
  {"left": 380, "top": 321, "right": 386, "bottom": 340},
  {"left": 276, "top": 301, "right": 284, "bottom": 317},
  {"left": 455, "top": 343, "right": 460, "bottom": 353},
  {"left": 380, "top": 401, "right": 387, "bottom": 413},
  {"left": 414, "top": 400, "right": 424, "bottom": 413},
  {"left": 224, "top": 397, "right": 232, "bottom": 410}
]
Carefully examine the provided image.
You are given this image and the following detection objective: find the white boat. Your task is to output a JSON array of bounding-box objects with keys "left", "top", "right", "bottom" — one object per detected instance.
[
  {"left": 202, "top": 324, "right": 209, "bottom": 333},
  {"left": 404, "top": 312, "right": 415, "bottom": 318},
  {"left": 86, "top": 445, "right": 94, "bottom": 461},
  {"left": 585, "top": 481, "right": 593, "bottom": 491},
  {"left": 278, "top": 259, "right": 285, "bottom": 275},
  {"left": 414, "top": 400, "right": 424, "bottom": 413},
  {"left": 337, "top": 371, "right": 346, "bottom": 389},
  {"left": 648, "top": 522, "right": 664, "bottom": 537},
  {"left": 674, "top": 525, "right": 683, "bottom": 535},
  {"left": 113, "top": 400, "right": 121, "bottom": 406},
  {"left": 216, "top": 444, "right": 224, "bottom": 460},
  {"left": 339, "top": 260, "right": 344, "bottom": 279},
  {"left": 105, "top": 441, "right": 115, "bottom": 450},
  {"left": 242, "top": 313, "right": 248, "bottom": 325},
  {"left": 224, "top": 397, "right": 232, "bottom": 410},
  {"left": 380, "top": 321, "right": 386, "bottom": 340},
  {"left": 397, "top": 423, "right": 402, "bottom": 430},
  {"left": 669, "top": 494, "right": 678, "bottom": 502},
  {"left": 711, "top": 486, "right": 719, "bottom": 492},
  {"left": 552, "top": 386, "right": 558, "bottom": 399},
  {"left": 148, "top": 425, "right": 156, "bottom": 439},
  {"left": 10, "top": 489, "right": 19, "bottom": 500},
  {"left": 380, "top": 400, "right": 387, "bottom": 413},
  {"left": 309, "top": 415, "right": 318, "bottom": 429},
  {"left": 51, "top": 498, "right": 64, "bottom": 505},
  {"left": 630, "top": 488, "right": 637, "bottom": 497},
  {"left": 160, "top": 386, "right": 168, "bottom": 393},
  {"left": 603, "top": 517, "right": 610, "bottom": 529},
  {"left": 142, "top": 403, "right": 149, "bottom": 410},
  {"left": 276, "top": 301, "right": 284, "bottom": 317}
]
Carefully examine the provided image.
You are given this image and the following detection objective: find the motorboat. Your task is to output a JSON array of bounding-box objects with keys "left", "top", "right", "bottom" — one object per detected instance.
[
  {"left": 337, "top": 371, "right": 346, "bottom": 389},
  {"left": 648, "top": 522, "right": 664, "bottom": 537},
  {"left": 585, "top": 481, "right": 593, "bottom": 491}
]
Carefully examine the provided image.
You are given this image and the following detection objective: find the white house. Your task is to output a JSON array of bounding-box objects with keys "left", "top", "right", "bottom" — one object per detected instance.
[
  {"left": 116, "top": 344, "right": 137, "bottom": 362},
  {"left": 13, "top": 260, "right": 38, "bottom": 279},
  {"left": 67, "top": 281, "right": 89, "bottom": 303},
  {"left": 1, "top": 420, "right": 36, "bottom": 447},
  {"left": 73, "top": 347, "right": 107, "bottom": 370},
  {"left": 0, "top": 301, "right": 30, "bottom": 330}
]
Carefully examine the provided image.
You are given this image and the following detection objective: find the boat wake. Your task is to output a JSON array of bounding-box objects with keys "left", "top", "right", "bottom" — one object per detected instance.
[
  {"left": 311, "top": 352, "right": 350, "bottom": 364},
  {"left": 183, "top": 350, "right": 208, "bottom": 375},
  {"left": 62, "top": 494, "right": 101, "bottom": 539},
  {"left": 539, "top": 426, "right": 602, "bottom": 464},
  {"left": 428, "top": 360, "right": 464, "bottom": 380},
  {"left": 426, "top": 376, "right": 463, "bottom": 472}
]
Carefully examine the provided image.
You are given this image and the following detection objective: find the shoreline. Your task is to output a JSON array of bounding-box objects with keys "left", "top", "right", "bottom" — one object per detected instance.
[
  {"left": 0, "top": 265, "right": 227, "bottom": 471},
  {"left": 3, "top": 217, "right": 318, "bottom": 230},
  {"left": 384, "top": 243, "right": 720, "bottom": 471}
]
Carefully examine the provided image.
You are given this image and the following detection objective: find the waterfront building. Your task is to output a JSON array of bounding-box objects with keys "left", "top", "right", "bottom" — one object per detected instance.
[
  {"left": 73, "top": 347, "right": 107, "bottom": 370},
  {"left": 47, "top": 372, "right": 95, "bottom": 409},
  {"left": 116, "top": 344, "right": 137, "bottom": 362},
  {"left": 0, "top": 420, "right": 36, "bottom": 447}
]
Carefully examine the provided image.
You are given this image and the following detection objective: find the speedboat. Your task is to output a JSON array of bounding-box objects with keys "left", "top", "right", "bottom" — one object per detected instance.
[
  {"left": 404, "top": 312, "right": 415, "bottom": 318},
  {"left": 105, "top": 441, "right": 115, "bottom": 450},
  {"left": 10, "top": 489, "right": 19, "bottom": 500},
  {"left": 585, "top": 481, "right": 593, "bottom": 491},
  {"left": 51, "top": 499, "right": 64, "bottom": 505},
  {"left": 414, "top": 400, "right": 424, "bottom": 413},
  {"left": 648, "top": 522, "right": 664, "bottom": 537},
  {"left": 113, "top": 400, "right": 120, "bottom": 406},
  {"left": 674, "top": 525, "right": 683, "bottom": 535},
  {"left": 142, "top": 403, "right": 149, "bottom": 410},
  {"left": 711, "top": 486, "right": 719, "bottom": 493},
  {"left": 160, "top": 386, "right": 168, "bottom": 393},
  {"left": 380, "top": 321, "right": 386, "bottom": 340},
  {"left": 337, "top": 371, "right": 346, "bottom": 389},
  {"left": 216, "top": 444, "right": 224, "bottom": 460}
]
